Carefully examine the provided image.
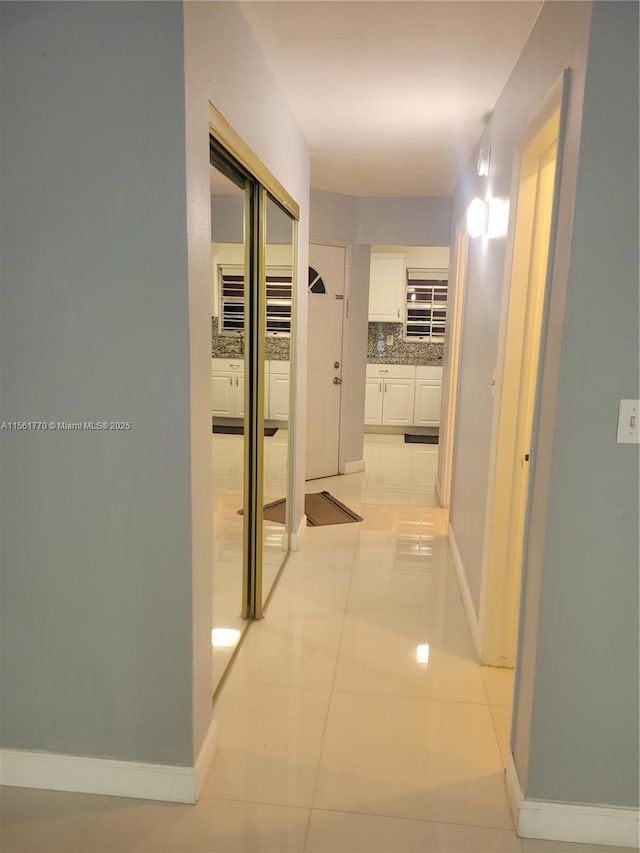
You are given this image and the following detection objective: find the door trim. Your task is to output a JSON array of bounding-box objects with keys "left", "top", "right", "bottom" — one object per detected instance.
[
  {"left": 437, "top": 217, "right": 468, "bottom": 509},
  {"left": 208, "top": 103, "right": 299, "bottom": 220},
  {"left": 479, "top": 71, "right": 569, "bottom": 666}
]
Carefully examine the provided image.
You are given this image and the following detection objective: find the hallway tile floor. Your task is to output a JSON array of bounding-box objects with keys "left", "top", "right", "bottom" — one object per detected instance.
[{"left": 1, "top": 437, "right": 636, "bottom": 852}]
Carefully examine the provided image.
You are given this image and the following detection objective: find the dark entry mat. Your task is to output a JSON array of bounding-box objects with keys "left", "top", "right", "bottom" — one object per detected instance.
[
  {"left": 241, "top": 492, "right": 363, "bottom": 527},
  {"left": 404, "top": 433, "right": 439, "bottom": 444},
  {"left": 213, "top": 423, "right": 278, "bottom": 437}
]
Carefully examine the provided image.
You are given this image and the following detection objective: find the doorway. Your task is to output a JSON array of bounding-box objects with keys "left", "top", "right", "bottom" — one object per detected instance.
[
  {"left": 363, "top": 245, "right": 450, "bottom": 502},
  {"left": 480, "top": 83, "right": 565, "bottom": 668}
]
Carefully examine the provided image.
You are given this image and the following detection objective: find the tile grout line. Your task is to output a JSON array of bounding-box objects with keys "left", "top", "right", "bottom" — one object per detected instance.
[
  {"left": 302, "top": 531, "right": 359, "bottom": 852},
  {"left": 308, "top": 803, "right": 526, "bottom": 836},
  {"left": 479, "top": 666, "right": 517, "bottom": 791}
]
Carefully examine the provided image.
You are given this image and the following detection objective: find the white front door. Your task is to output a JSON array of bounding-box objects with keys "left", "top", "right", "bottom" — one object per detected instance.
[{"left": 306, "top": 244, "right": 346, "bottom": 480}]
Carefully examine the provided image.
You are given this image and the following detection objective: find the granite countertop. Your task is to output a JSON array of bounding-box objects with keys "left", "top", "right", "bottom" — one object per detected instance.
[
  {"left": 366, "top": 322, "right": 444, "bottom": 366},
  {"left": 366, "top": 354, "right": 443, "bottom": 366},
  {"left": 211, "top": 318, "right": 290, "bottom": 360}
]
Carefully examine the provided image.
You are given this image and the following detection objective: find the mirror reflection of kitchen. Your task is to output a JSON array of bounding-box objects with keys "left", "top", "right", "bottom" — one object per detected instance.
[
  {"left": 262, "top": 195, "right": 294, "bottom": 610},
  {"left": 210, "top": 162, "right": 246, "bottom": 693},
  {"left": 210, "top": 175, "right": 295, "bottom": 669}
]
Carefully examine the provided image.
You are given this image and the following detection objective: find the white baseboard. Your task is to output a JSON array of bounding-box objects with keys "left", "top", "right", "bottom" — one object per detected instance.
[
  {"left": 289, "top": 514, "right": 307, "bottom": 551},
  {"left": 340, "top": 459, "right": 365, "bottom": 475},
  {"left": 0, "top": 716, "right": 219, "bottom": 804},
  {"left": 448, "top": 524, "right": 482, "bottom": 660},
  {"left": 194, "top": 716, "right": 218, "bottom": 800},
  {"left": 506, "top": 753, "right": 639, "bottom": 848},
  {"left": 435, "top": 476, "right": 445, "bottom": 508}
]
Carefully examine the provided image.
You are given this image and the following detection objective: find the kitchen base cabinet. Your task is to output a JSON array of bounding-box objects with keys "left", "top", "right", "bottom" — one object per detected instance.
[
  {"left": 211, "top": 373, "right": 235, "bottom": 417},
  {"left": 268, "top": 361, "right": 290, "bottom": 421},
  {"left": 413, "top": 382, "right": 442, "bottom": 426},
  {"left": 382, "top": 379, "right": 415, "bottom": 426},
  {"left": 365, "top": 365, "right": 416, "bottom": 427},
  {"left": 364, "top": 378, "right": 384, "bottom": 424},
  {"left": 268, "top": 374, "right": 290, "bottom": 420},
  {"left": 413, "top": 365, "right": 443, "bottom": 426},
  {"left": 365, "top": 363, "right": 443, "bottom": 428},
  {"left": 212, "top": 360, "right": 289, "bottom": 421},
  {"left": 212, "top": 359, "right": 244, "bottom": 418}
]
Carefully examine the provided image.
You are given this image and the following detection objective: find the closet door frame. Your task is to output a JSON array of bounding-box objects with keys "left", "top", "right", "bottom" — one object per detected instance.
[{"left": 209, "top": 104, "right": 299, "bottom": 620}]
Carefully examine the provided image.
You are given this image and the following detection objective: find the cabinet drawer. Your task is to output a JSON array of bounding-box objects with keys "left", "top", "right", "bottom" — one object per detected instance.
[
  {"left": 212, "top": 358, "right": 243, "bottom": 373},
  {"left": 366, "top": 364, "right": 416, "bottom": 380},
  {"left": 416, "top": 365, "right": 443, "bottom": 381},
  {"left": 268, "top": 360, "right": 290, "bottom": 376}
]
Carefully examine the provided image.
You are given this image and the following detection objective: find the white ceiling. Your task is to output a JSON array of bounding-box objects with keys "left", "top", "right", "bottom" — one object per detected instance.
[{"left": 241, "top": 1, "right": 542, "bottom": 197}]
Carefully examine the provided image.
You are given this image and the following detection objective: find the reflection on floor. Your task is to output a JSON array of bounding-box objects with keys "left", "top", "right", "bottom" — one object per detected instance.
[
  {"left": 1, "top": 435, "right": 634, "bottom": 852},
  {"left": 211, "top": 428, "right": 289, "bottom": 691}
]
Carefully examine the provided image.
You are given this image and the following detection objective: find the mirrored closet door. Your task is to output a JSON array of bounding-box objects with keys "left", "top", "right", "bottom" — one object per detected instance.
[
  {"left": 209, "top": 153, "right": 250, "bottom": 692},
  {"left": 208, "top": 117, "right": 299, "bottom": 693},
  {"left": 261, "top": 195, "right": 295, "bottom": 611}
]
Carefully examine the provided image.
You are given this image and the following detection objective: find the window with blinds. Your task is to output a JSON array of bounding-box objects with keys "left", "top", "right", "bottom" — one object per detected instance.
[
  {"left": 219, "top": 266, "right": 293, "bottom": 337},
  {"left": 404, "top": 269, "right": 448, "bottom": 342}
]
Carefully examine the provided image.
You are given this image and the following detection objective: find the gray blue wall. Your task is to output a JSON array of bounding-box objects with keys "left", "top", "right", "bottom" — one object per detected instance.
[
  {"left": 357, "top": 196, "right": 451, "bottom": 246},
  {"left": 445, "top": 0, "right": 639, "bottom": 809},
  {"left": 0, "top": 1, "right": 194, "bottom": 764},
  {"left": 521, "top": 0, "right": 639, "bottom": 806},
  {"left": 445, "top": 0, "right": 593, "bottom": 622}
]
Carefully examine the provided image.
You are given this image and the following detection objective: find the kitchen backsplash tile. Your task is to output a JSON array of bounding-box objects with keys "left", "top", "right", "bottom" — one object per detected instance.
[
  {"left": 211, "top": 317, "right": 290, "bottom": 360},
  {"left": 367, "top": 322, "right": 443, "bottom": 365},
  {"left": 212, "top": 318, "right": 439, "bottom": 365}
]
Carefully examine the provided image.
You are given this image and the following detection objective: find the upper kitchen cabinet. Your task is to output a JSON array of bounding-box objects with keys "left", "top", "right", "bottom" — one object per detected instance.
[{"left": 368, "top": 253, "right": 406, "bottom": 322}]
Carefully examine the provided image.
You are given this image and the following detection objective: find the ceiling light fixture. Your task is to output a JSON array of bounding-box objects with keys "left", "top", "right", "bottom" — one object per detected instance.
[
  {"left": 477, "top": 146, "right": 491, "bottom": 177},
  {"left": 486, "top": 197, "right": 510, "bottom": 238},
  {"left": 467, "top": 196, "right": 510, "bottom": 239}
]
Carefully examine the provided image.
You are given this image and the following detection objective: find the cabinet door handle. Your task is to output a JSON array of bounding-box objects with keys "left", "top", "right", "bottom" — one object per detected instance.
[
  {"left": 378, "top": 382, "right": 382, "bottom": 393},
  {"left": 229, "top": 377, "right": 233, "bottom": 387}
]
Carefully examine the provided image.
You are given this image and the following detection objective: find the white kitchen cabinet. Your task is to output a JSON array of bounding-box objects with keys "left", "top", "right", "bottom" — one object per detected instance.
[
  {"left": 382, "top": 378, "right": 415, "bottom": 426},
  {"left": 413, "top": 366, "right": 443, "bottom": 426},
  {"left": 368, "top": 254, "right": 406, "bottom": 322},
  {"left": 413, "top": 383, "right": 441, "bottom": 425},
  {"left": 268, "top": 373, "right": 290, "bottom": 420},
  {"left": 364, "top": 378, "right": 384, "bottom": 424},
  {"left": 365, "top": 365, "right": 415, "bottom": 426},
  {"left": 212, "top": 359, "right": 244, "bottom": 417},
  {"left": 211, "top": 373, "right": 234, "bottom": 417},
  {"left": 212, "top": 359, "right": 289, "bottom": 421}
]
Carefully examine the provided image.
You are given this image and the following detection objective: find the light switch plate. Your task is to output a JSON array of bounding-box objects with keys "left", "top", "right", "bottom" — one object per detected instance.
[{"left": 617, "top": 399, "right": 639, "bottom": 444}]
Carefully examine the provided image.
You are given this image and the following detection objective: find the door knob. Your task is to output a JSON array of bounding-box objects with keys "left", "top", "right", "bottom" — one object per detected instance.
[
  {"left": 333, "top": 376, "right": 342, "bottom": 385},
  {"left": 334, "top": 361, "right": 340, "bottom": 369}
]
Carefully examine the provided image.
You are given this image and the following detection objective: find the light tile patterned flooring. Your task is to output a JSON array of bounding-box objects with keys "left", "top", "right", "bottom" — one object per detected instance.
[{"left": 1, "top": 436, "right": 635, "bottom": 852}]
